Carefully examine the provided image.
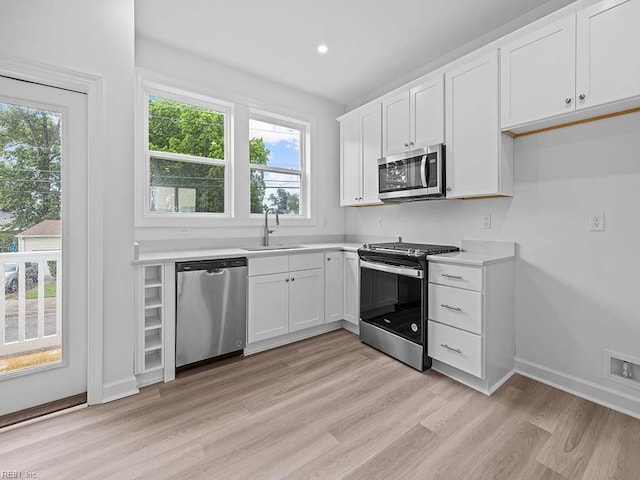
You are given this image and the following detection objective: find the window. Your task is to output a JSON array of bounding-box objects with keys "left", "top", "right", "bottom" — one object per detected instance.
[
  {"left": 249, "top": 112, "right": 308, "bottom": 216},
  {"left": 145, "top": 89, "right": 230, "bottom": 216}
]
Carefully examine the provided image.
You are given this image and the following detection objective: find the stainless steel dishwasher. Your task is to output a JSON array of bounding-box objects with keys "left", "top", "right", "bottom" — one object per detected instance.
[{"left": 175, "top": 258, "right": 247, "bottom": 369}]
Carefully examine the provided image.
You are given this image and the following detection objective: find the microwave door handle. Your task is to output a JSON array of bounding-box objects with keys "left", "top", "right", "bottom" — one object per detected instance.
[{"left": 420, "top": 155, "right": 428, "bottom": 187}]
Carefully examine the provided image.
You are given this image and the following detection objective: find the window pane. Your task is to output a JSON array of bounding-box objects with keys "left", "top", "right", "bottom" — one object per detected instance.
[
  {"left": 150, "top": 157, "right": 224, "bottom": 213},
  {"left": 250, "top": 169, "right": 300, "bottom": 215},
  {"left": 249, "top": 119, "right": 301, "bottom": 170},
  {"left": 148, "top": 96, "right": 225, "bottom": 160}
]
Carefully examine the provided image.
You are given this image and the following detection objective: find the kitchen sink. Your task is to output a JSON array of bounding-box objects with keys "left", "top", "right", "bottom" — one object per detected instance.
[{"left": 242, "top": 244, "right": 306, "bottom": 251}]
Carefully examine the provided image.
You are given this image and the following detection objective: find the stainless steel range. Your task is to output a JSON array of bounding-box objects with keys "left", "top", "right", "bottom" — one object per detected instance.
[{"left": 357, "top": 242, "right": 459, "bottom": 370}]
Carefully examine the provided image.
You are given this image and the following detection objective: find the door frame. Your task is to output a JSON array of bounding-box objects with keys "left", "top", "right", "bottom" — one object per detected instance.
[{"left": 0, "top": 55, "right": 105, "bottom": 405}]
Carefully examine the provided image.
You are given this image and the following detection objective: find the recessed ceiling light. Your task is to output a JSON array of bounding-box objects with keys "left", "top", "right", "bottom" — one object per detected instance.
[{"left": 317, "top": 44, "right": 328, "bottom": 54}]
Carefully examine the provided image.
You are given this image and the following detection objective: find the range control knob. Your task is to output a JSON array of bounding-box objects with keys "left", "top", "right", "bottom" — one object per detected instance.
[{"left": 411, "top": 323, "right": 419, "bottom": 333}]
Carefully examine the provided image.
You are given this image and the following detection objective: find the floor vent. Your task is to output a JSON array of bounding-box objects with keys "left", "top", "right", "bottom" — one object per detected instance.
[{"left": 604, "top": 349, "right": 640, "bottom": 391}]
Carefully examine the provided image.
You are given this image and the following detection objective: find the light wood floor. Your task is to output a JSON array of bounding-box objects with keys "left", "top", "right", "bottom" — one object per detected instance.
[{"left": 1, "top": 329, "right": 639, "bottom": 480}]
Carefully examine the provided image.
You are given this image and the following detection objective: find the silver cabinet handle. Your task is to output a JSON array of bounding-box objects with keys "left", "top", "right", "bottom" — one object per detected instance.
[
  {"left": 409, "top": 141, "right": 414, "bottom": 146},
  {"left": 446, "top": 187, "right": 451, "bottom": 192},
  {"left": 285, "top": 278, "right": 290, "bottom": 282},
  {"left": 327, "top": 258, "right": 331, "bottom": 261},
  {"left": 291, "top": 278, "right": 295, "bottom": 282},
  {"left": 404, "top": 142, "right": 409, "bottom": 147},
  {"left": 441, "top": 273, "right": 463, "bottom": 280},
  {"left": 441, "top": 304, "right": 462, "bottom": 312},
  {"left": 578, "top": 94, "right": 586, "bottom": 100},
  {"left": 441, "top": 344, "right": 462, "bottom": 354},
  {"left": 565, "top": 97, "right": 572, "bottom": 104}
]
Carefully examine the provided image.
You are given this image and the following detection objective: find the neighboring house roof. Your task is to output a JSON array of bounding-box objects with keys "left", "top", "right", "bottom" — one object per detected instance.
[{"left": 15, "top": 219, "right": 61, "bottom": 238}]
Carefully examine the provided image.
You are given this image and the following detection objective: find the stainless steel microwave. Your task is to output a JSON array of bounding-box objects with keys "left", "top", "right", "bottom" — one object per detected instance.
[{"left": 377, "top": 144, "right": 445, "bottom": 202}]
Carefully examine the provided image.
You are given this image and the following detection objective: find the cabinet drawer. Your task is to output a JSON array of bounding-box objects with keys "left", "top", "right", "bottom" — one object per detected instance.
[
  {"left": 248, "top": 256, "right": 289, "bottom": 276},
  {"left": 429, "top": 262, "right": 482, "bottom": 291},
  {"left": 428, "top": 284, "right": 482, "bottom": 334},
  {"left": 428, "top": 321, "right": 483, "bottom": 378},
  {"left": 289, "top": 252, "right": 324, "bottom": 271}
]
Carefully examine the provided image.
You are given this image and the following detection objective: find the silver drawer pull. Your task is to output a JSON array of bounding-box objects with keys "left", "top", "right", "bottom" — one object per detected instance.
[
  {"left": 441, "top": 273, "right": 463, "bottom": 280},
  {"left": 441, "top": 304, "right": 462, "bottom": 312},
  {"left": 441, "top": 344, "right": 462, "bottom": 354}
]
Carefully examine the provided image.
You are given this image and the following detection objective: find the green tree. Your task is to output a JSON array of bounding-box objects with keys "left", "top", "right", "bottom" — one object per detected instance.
[
  {"left": 249, "top": 137, "right": 270, "bottom": 213},
  {"left": 267, "top": 187, "right": 300, "bottom": 214},
  {"left": 0, "top": 104, "right": 61, "bottom": 230},
  {"left": 148, "top": 97, "right": 271, "bottom": 214}
]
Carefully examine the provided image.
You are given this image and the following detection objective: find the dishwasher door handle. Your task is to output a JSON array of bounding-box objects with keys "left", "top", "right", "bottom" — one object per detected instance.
[{"left": 205, "top": 269, "right": 226, "bottom": 276}]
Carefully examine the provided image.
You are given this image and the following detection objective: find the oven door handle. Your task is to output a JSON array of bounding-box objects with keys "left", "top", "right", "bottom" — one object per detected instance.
[{"left": 360, "top": 260, "right": 423, "bottom": 279}]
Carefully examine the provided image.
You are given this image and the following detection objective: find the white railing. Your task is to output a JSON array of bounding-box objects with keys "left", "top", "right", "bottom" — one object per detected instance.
[{"left": 0, "top": 251, "right": 61, "bottom": 357}]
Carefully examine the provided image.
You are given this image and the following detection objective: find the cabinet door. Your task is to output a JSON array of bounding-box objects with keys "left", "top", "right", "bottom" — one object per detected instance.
[
  {"left": 410, "top": 75, "right": 444, "bottom": 148},
  {"left": 576, "top": 0, "right": 640, "bottom": 109},
  {"left": 382, "top": 91, "right": 410, "bottom": 156},
  {"left": 247, "top": 273, "right": 289, "bottom": 343},
  {"left": 289, "top": 268, "right": 325, "bottom": 332},
  {"left": 360, "top": 103, "right": 383, "bottom": 205},
  {"left": 343, "top": 252, "right": 360, "bottom": 326},
  {"left": 324, "top": 252, "right": 344, "bottom": 323},
  {"left": 340, "top": 115, "right": 361, "bottom": 206},
  {"left": 446, "top": 51, "right": 501, "bottom": 198},
  {"left": 500, "top": 16, "right": 576, "bottom": 128}
]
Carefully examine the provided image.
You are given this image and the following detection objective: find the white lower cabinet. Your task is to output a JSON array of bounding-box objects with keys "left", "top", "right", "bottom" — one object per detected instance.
[
  {"left": 428, "top": 256, "right": 514, "bottom": 394},
  {"left": 324, "top": 252, "right": 344, "bottom": 323},
  {"left": 248, "top": 253, "right": 325, "bottom": 344},
  {"left": 247, "top": 272, "right": 290, "bottom": 343},
  {"left": 343, "top": 252, "right": 360, "bottom": 327}
]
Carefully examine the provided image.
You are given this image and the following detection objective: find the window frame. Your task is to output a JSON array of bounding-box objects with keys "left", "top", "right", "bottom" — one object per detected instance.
[
  {"left": 248, "top": 109, "right": 311, "bottom": 219},
  {"left": 141, "top": 81, "right": 234, "bottom": 222}
]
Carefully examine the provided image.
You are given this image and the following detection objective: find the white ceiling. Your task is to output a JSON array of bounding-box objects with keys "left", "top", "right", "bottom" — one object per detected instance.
[{"left": 135, "top": 0, "right": 576, "bottom": 106}]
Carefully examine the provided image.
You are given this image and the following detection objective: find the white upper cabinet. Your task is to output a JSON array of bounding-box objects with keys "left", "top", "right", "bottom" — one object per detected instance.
[
  {"left": 382, "top": 75, "right": 444, "bottom": 156},
  {"left": 339, "top": 103, "right": 382, "bottom": 207},
  {"left": 500, "top": 16, "right": 576, "bottom": 128},
  {"left": 502, "top": 0, "right": 640, "bottom": 130},
  {"left": 576, "top": 0, "right": 640, "bottom": 109},
  {"left": 382, "top": 92, "right": 410, "bottom": 155},
  {"left": 446, "top": 51, "right": 513, "bottom": 198}
]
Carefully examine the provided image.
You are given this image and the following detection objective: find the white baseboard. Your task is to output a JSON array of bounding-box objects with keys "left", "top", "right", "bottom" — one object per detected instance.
[
  {"left": 341, "top": 321, "right": 359, "bottom": 335},
  {"left": 245, "top": 322, "right": 344, "bottom": 355},
  {"left": 136, "top": 369, "right": 164, "bottom": 388},
  {"left": 101, "top": 376, "right": 139, "bottom": 403},
  {"left": 515, "top": 358, "right": 640, "bottom": 420}
]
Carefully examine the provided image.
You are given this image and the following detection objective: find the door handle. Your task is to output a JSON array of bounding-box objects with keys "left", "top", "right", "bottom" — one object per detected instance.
[{"left": 205, "top": 269, "right": 225, "bottom": 276}]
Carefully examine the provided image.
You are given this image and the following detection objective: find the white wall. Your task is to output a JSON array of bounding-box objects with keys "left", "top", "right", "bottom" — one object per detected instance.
[
  {"left": 134, "top": 37, "right": 346, "bottom": 245},
  {"left": 346, "top": 112, "right": 640, "bottom": 414},
  {"left": 0, "top": 0, "right": 137, "bottom": 400}
]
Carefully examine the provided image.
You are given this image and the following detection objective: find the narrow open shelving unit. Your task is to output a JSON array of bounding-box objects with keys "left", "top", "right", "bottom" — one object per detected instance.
[{"left": 140, "top": 264, "right": 164, "bottom": 374}]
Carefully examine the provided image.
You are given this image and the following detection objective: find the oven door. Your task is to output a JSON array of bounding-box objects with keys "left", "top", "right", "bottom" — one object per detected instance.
[
  {"left": 359, "top": 260, "right": 426, "bottom": 345},
  {"left": 359, "top": 260, "right": 428, "bottom": 370}
]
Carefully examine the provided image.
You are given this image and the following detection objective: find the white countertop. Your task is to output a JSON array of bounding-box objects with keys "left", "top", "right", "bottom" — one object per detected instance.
[
  {"left": 134, "top": 242, "right": 362, "bottom": 264},
  {"left": 427, "top": 250, "right": 514, "bottom": 266}
]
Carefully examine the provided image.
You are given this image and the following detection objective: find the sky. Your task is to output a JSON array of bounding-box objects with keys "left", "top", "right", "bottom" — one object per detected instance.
[{"left": 249, "top": 119, "right": 302, "bottom": 206}]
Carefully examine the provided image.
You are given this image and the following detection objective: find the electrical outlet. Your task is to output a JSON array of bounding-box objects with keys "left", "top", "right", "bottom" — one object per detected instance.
[
  {"left": 590, "top": 213, "right": 605, "bottom": 231},
  {"left": 481, "top": 214, "right": 492, "bottom": 229},
  {"left": 177, "top": 227, "right": 191, "bottom": 236},
  {"left": 376, "top": 217, "right": 383, "bottom": 228}
]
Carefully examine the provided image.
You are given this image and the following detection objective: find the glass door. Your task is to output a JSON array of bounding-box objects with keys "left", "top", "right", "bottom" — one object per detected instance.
[{"left": 0, "top": 76, "right": 88, "bottom": 419}]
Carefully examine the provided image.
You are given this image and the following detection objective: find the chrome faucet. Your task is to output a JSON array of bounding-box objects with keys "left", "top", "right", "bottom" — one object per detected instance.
[{"left": 263, "top": 207, "right": 280, "bottom": 246}]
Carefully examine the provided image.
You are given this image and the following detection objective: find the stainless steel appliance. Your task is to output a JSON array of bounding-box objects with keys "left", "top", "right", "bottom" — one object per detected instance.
[
  {"left": 175, "top": 258, "right": 247, "bottom": 369},
  {"left": 358, "top": 242, "right": 459, "bottom": 370},
  {"left": 378, "top": 144, "right": 445, "bottom": 202}
]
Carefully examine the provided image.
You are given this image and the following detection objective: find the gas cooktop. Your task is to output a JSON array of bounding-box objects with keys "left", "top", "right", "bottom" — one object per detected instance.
[{"left": 359, "top": 242, "right": 459, "bottom": 258}]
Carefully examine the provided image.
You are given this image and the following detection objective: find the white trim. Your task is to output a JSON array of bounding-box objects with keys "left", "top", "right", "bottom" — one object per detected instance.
[
  {"left": 341, "top": 321, "right": 359, "bottom": 335},
  {"left": 244, "top": 321, "right": 342, "bottom": 355},
  {"left": 515, "top": 357, "right": 640, "bottom": 419},
  {"left": 139, "top": 81, "right": 233, "bottom": 223},
  {"left": 101, "top": 376, "right": 139, "bottom": 403},
  {"left": 0, "top": 55, "right": 105, "bottom": 406}
]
